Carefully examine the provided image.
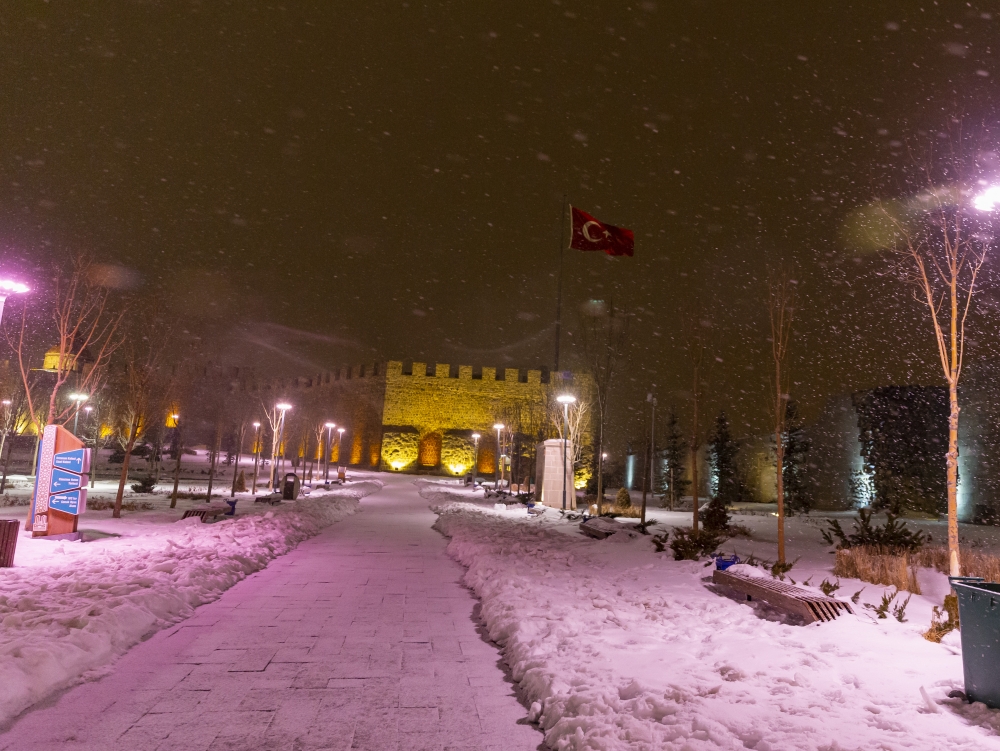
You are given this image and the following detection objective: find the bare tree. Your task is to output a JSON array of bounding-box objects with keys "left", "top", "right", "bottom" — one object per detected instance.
[
  {"left": 0, "top": 368, "right": 33, "bottom": 493},
  {"left": 262, "top": 399, "right": 289, "bottom": 491},
  {"left": 110, "top": 309, "right": 173, "bottom": 518},
  {"left": 580, "top": 299, "right": 630, "bottom": 514},
  {"left": 872, "top": 129, "right": 992, "bottom": 576},
  {"left": 546, "top": 392, "right": 591, "bottom": 467},
  {"left": 767, "top": 266, "right": 796, "bottom": 567},
  {"left": 686, "top": 319, "right": 706, "bottom": 533},
  {"left": 12, "top": 256, "right": 124, "bottom": 431}
]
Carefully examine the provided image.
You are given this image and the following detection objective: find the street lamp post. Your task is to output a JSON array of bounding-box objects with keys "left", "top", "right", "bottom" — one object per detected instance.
[
  {"left": 337, "top": 428, "right": 345, "bottom": 478},
  {"left": 601, "top": 452, "right": 608, "bottom": 496},
  {"left": 83, "top": 405, "right": 95, "bottom": 488},
  {"left": 272, "top": 403, "right": 292, "bottom": 491},
  {"left": 169, "top": 414, "right": 182, "bottom": 508},
  {"left": 556, "top": 395, "right": 576, "bottom": 510},
  {"left": 644, "top": 393, "right": 656, "bottom": 525},
  {"left": 324, "top": 422, "right": 335, "bottom": 482},
  {"left": 69, "top": 393, "right": 88, "bottom": 436},
  {"left": 471, "top": 433, "right": 480, "bottom": 487},
  {"left": 492, "top": 423, "right": 504, "bottom": 491},
  {"left": 0, "top": 279, "right": 29, "bottom": 326},
  {"left": 250, "top": 421, "right": 261, "bottom": 496}
]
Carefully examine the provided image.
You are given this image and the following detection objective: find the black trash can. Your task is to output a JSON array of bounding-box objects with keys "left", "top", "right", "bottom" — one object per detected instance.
[
  {"left": 0, "top": 519, "right": 19, "bottom": 567},
  {"left": 951, "top": 576, "right": 1000, "bottom": 708},
  {"left": 282, "top": 473, "right": 301, "bottom": 500}
]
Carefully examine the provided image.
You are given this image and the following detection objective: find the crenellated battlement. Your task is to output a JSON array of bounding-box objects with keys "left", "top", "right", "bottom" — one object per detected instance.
[
  {"left": 385, "top": 360, "right": 573, "bottom": 385},
  {"left": 254, "top": 360, "right": 577, "bottom": 396}
]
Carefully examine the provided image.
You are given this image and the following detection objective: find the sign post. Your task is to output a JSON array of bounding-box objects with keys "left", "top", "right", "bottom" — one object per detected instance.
[{"left": 28, "top": 425, "right": 90, "bottom": 539}]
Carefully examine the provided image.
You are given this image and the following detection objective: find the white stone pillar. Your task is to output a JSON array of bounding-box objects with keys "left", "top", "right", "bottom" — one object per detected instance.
[{"left": 535, "top": 438, "right": 576, "bottom": 509}]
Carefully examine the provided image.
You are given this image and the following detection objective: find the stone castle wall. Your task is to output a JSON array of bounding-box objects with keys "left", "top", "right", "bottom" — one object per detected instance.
[
  {"left": 257, "top": 360, "right": 594, "bottom": 480},
  {"left": 381, "top": 361, "right": 588, "bottom": 476}
]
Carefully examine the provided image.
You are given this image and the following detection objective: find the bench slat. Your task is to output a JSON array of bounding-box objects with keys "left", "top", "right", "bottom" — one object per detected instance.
[{"left": 713, "top": 569, "right": 854, "bottom": 624}]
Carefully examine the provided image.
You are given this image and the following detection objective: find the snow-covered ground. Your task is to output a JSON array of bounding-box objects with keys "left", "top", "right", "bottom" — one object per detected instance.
[
  {"left": 0, "top": 474, "right": 382, "bottom": 729},
  {"left": 422, "top": 482, "right": 1000, "bottom": 751}
]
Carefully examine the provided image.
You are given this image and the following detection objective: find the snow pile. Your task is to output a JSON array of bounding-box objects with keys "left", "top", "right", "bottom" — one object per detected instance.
[
  {"left": 425, "top": 488, "right": 1000, "bottom": 751},
  {"left": 0, "top": 481, "right": 380, "bottom": 727}
]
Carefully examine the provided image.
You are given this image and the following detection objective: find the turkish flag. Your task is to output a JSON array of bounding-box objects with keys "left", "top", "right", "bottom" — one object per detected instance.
[{"left": 569, "top": 206, "right": 634, "bottom": 257}]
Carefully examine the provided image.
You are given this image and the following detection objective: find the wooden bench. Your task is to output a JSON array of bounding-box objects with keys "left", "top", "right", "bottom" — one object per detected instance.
[
  {"left": 713, "top": 568, "right": 854, "bottom": 623},
  {"left": 181, "top": 507, "right": 228, "bottom": 523},
  {"left": 254, "top": 493, "right": 282, "bottom": 506}
]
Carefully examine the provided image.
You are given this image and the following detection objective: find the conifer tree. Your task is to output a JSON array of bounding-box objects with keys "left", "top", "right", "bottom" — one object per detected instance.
[
  {"left": 660, "top": 408, "right": 689, "bottom": 510},
  {"left": 705, "top": 411, "right": 739, "bottom": 531},
  {"left": 783, "top": 400, "right": 813, "bottom": 514}
]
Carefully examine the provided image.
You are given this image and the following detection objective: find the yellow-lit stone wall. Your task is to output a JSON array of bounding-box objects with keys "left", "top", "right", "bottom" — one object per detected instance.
[
  {"left": 381, "top": 361, "right": 593, "bottom": 479},
  {"left": 262, "top": 360, "right": 594, "bottom": 479}
]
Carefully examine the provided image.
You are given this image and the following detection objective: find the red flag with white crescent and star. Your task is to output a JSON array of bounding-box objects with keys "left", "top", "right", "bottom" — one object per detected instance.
[{"left": 569, "top": 206, "right": 634, "bottom": 257}]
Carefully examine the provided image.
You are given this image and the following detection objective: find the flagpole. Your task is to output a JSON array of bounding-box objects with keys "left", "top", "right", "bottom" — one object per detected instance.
[{"left": 554, "top": 195, "right": 567, "bottom": 372}]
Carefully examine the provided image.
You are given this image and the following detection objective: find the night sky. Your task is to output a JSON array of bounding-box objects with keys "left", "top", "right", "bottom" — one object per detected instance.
[{"left": 3, "top": 2, "right": 1000, "bottom": 446}]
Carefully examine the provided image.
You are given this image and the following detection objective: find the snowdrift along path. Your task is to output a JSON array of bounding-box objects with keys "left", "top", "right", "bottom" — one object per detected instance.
[
  {"left": 0, "top": 481, "right": 380, "bottom": 728},
  {"left": 426, "top": 486, "right": 1000, "bottom": 751}
]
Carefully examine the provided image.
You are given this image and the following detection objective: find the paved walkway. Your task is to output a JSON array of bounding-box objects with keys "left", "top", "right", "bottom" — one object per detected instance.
[{"left": 0, "top": 476, "right": 544, "bottom": 751}]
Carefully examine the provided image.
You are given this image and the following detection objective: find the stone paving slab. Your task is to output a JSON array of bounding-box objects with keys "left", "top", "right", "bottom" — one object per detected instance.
[{"left": 0, "top": 476, "right": 544, "bottom": 751}]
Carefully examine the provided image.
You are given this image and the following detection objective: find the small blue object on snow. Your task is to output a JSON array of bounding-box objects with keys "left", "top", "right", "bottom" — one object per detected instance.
[{"left": 714, "top": 554, "right": 741, "bottom": 571}]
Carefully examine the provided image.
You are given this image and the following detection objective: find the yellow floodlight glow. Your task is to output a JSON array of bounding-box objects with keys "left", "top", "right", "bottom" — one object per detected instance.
[
  {"left": 390, "top": 461, "right": 405, "bottom": 470},
  {"left": 447, "top": 464, "right": 467, "bottom": 475}
]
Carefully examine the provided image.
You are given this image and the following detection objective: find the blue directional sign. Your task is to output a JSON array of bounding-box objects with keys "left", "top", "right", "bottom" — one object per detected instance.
[
  {"left": 49, "top": 488, "right": 86, "bottom": 515},
  {"left": 50, "top": 467, "right": 86, "bottom": 494},
  {"left": 53, "top": 448, "right": 90, "bottom": 475}
]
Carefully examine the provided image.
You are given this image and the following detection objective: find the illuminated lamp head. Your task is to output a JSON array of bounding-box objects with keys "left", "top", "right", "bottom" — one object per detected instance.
[{"left": 974, "top": 185, "right": 1000, "bottom": 212}]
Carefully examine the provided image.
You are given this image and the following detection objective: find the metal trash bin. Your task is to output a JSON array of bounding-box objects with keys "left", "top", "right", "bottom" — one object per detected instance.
[
  {"left": 282, "top": 473, "right": 301, "bottom": 500},
  {"left": 950, "top": 576, "right": 1000, "bottom": 707},
  {"left": 0, "top": 519, "right": 18, "bottom": 567}
]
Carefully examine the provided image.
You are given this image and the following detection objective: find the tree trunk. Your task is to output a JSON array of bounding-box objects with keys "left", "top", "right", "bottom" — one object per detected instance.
[
  {"left": 31, "top": 434, "right": 41, "bottom": 479},
  {"left": 169, "top": 437, "right": 182, "bottom": 509},
  {"left": 641, "top": 439, "right": 648, "bottom": 511},
  {"left": 251, "top": 432, "right": 261, "bottom": 496},
  {"left": 113, "top": 415, "right": 140, "bottom": 519},
  {"left": 640, "top": 441, "right": 648, "bottom": 526},
  {"left": 206, "top": 428, "right": 221, "bottom": 502},
  {"left": 691, "top": 444, "right": 699, "bottom": 533},
  {"left": 775, "top": 358, "right": 786, "bottom": 566},
  {"left": 691, "top": 393, "right": 699, "bottom": 532},
  {"left": 947, "top": 380, "right": 961, "bottom": 576},
  {"left": 595, "top": 411, "right": 605, "bottom": 515},
  {"left": 775, "top": 426, "right": 785, "bottom": 566},
  {"left": 231, "top": 423, "right": 246, "bottom": 497},
  {"left": 0, "top": 436, "right": 12, "bottom": 493},
  {"left": 669, "top": 467, "right": 675, "bottom": 512}
]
